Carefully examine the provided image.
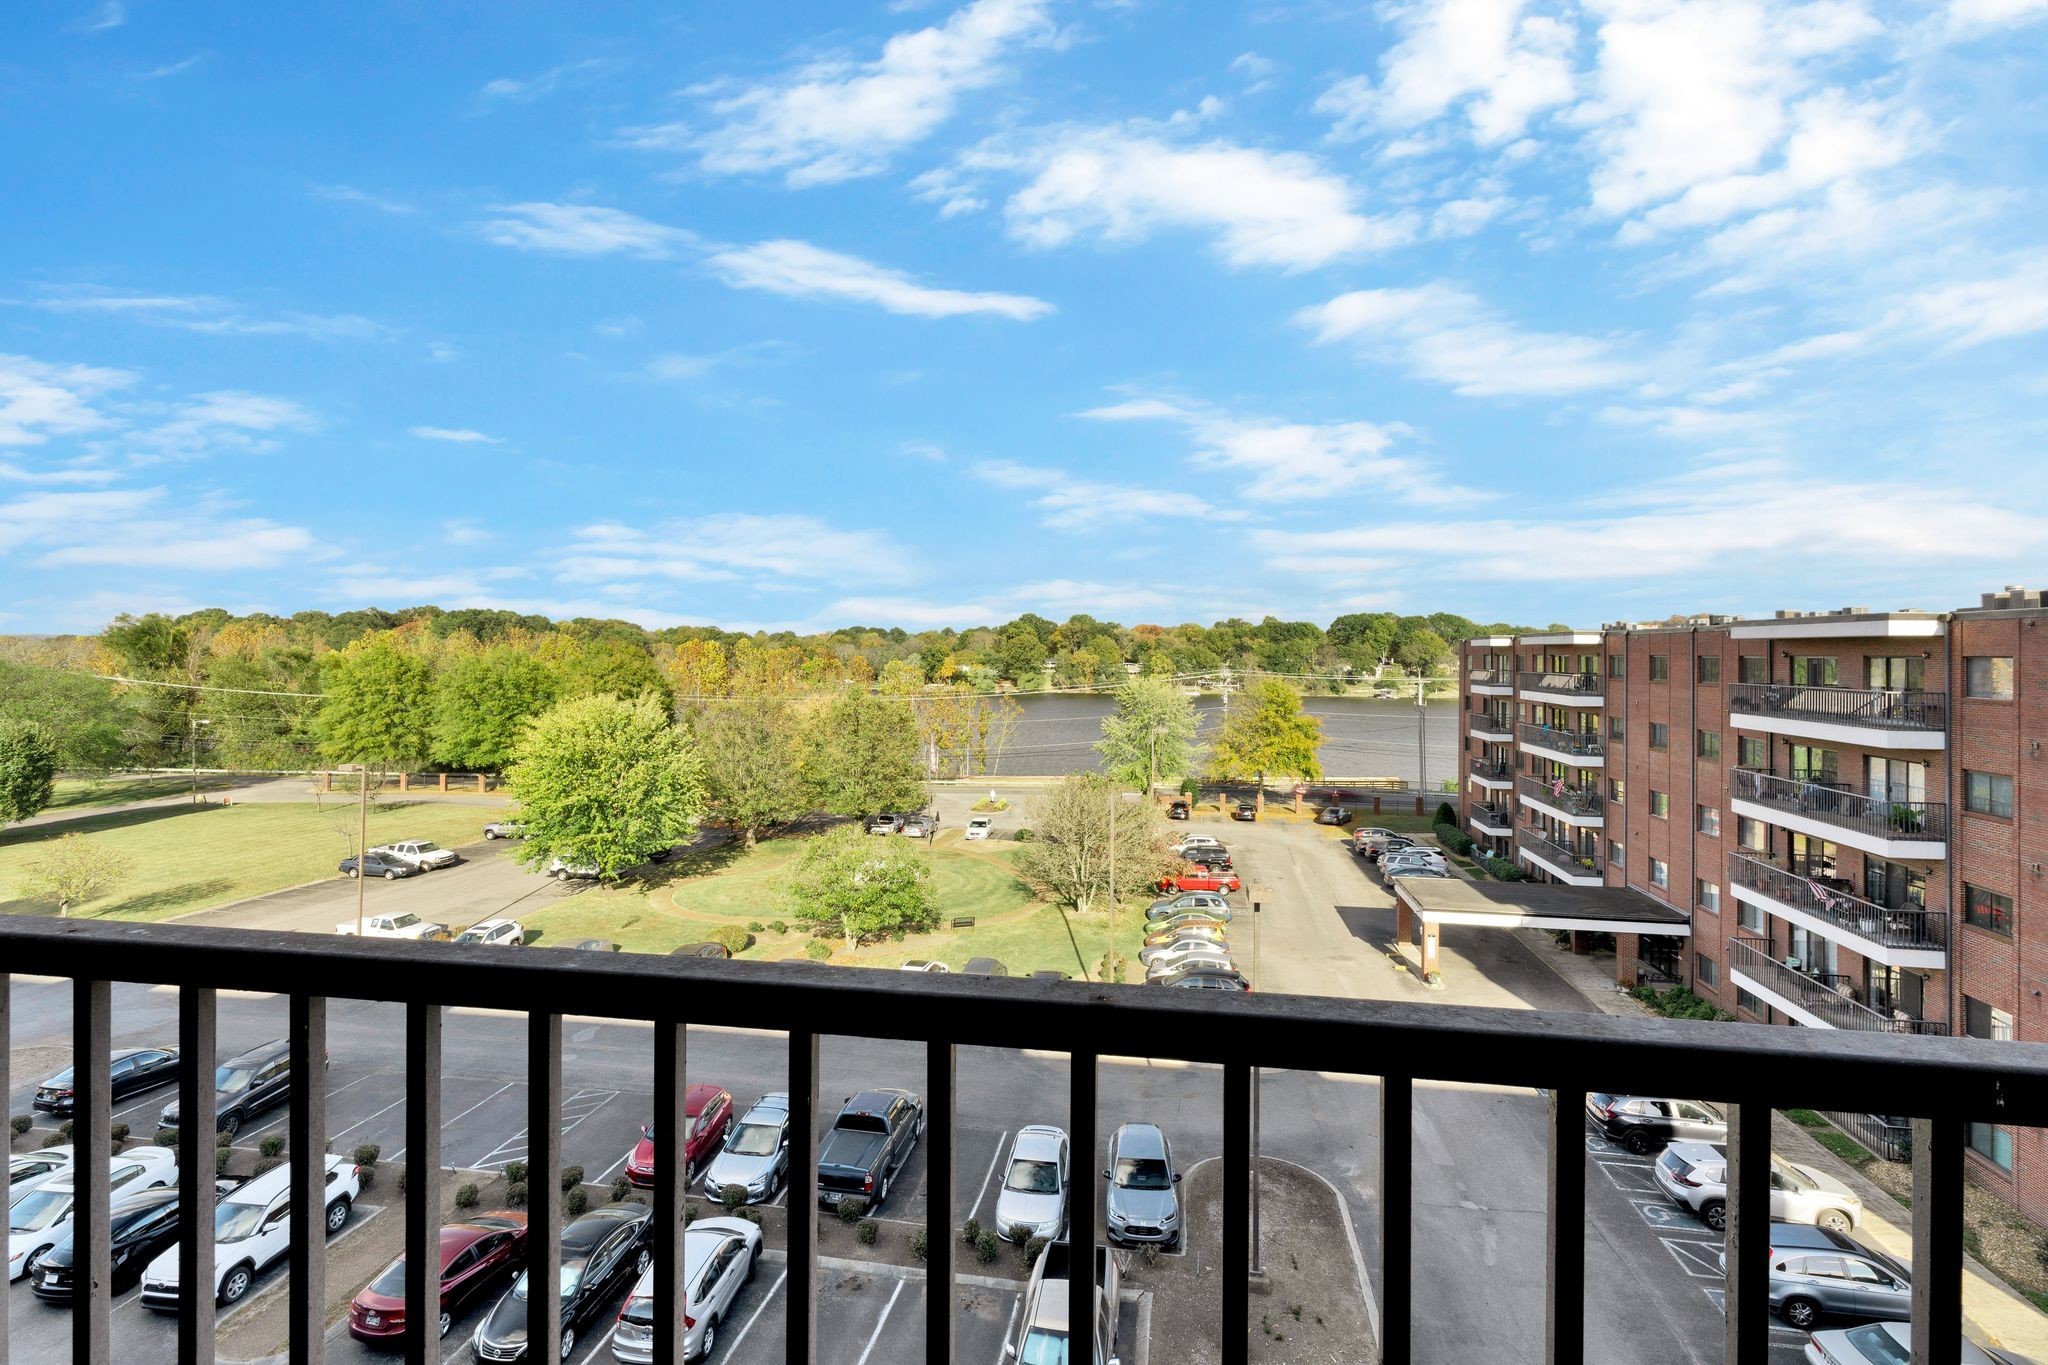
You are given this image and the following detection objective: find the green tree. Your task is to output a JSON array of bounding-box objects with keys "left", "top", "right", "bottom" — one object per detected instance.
[
  {"left": 431, "top": 649, "right": 558, "bottom": 771},
  {"left": 804, "top": 692, "right": 924, "bottom": 816},
  {"left": 1208, "top": 679, "right": 1322, "bottom": 811},
  {"left": 19, "top": 833, "right": 133, "bottom": 915},
  {"left": 316, "top": 639, "right": 434, "bottom": 769},
  {"left": 1326, "top": 612, "right": 1399, "bottom": 675},
  {"left": 506, "top": 694, "right": 706, "bottom": 880},
  {"left": 0, "top": 719, "right": 60, "bottom": 824},
  {"left": 1095, "top": 678, "right": 1201, "bottom": 793},
  {"left": 786, "top": 824, "right": 938, "bottom": 949},
  {"left": 1392, "top": 625, "right": 1453, "bottom": 677},
  {"left": 0, "top": 663, "right": 127, "bottom": 773},
  {"left": 1014, "top": 773, "right": 1165, "bottom": 918},
  {"left": 694, "top": 700, "right": 812, "bottom": 847},
  {"left": 993, "top": 625, "right": 1046, "bottom": 684},
  {"left": 550, "top": 636, "right": 671, "bottom": 708}
]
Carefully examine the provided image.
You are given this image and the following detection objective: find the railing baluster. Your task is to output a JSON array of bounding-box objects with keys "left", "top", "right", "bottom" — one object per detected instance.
[
  {"left": 289, "top": 993, "right": 328, "bottom": 1365},
  {"left": 403, "top": 1001, "right": 442, "bottom": 1365},
  {"left": 176, "top": 987, "right": 217, "bottom": 1365},
  {"left": 654, "top": 1021, "right": 687, "bottom": 1365},
  {"left": 1544, "top": 1086, "right": 1584, "bottom": 1365},
  {"left": 1723, "top": 1102, "right": 1770, "bottom": 1365},
  {"left": 71, "top": 978, "right": 111, "bottom": 1365},
  {"left": 1070, "top": 1048, "right": 1100, "bottom": 1365},
  {"left": 1911, "top": 1117, "right": 1965, "bottom": 1365},
  {"left": 1223, "top": 1060, "right": 1250, "bottom": 1365},
  {"left": 787, "top": 1030, "right": 818, "bottom": 1365},
  {"left": 1379, "top": 1076, "right": 1412, "bottom": 1364},
  {"left": 527, "top": 1012, "right": 562, "bottom": 1365},
  {"left": 925, "top": 1041, "right": 956, "bottom": 1365}
]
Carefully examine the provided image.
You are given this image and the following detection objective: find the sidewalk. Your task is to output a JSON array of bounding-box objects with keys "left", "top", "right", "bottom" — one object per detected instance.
[{"left": 1512, "top": 931, "right": 2048, "bottom": 1359}]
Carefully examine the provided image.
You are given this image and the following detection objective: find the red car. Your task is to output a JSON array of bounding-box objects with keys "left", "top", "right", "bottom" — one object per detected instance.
[
  {"left": 347, "top": 1213, "right": 527, "bottom": 1342},
  {"left": 625, "top": 1083, "right": 735, "bottom": 1187},
  {"left": 1158, "top": 867, "right": 1242, "bottom": 894}
]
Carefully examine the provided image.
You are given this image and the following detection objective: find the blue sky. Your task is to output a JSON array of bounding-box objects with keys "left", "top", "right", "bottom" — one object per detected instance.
[{"left": 3, "top": 0, "right": 2046, "bottom": 635}]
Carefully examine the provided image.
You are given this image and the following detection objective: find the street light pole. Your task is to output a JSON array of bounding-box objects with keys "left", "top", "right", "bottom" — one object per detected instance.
[
  {"left": 1415, "top": 675, "right": 1428, "bottom": 803},
  {"left": 355, "top": 763, "right": 369, "bottom": 939},
  {"left": 1251, "top": 891, "right": 1264, "bottom": 1274}
]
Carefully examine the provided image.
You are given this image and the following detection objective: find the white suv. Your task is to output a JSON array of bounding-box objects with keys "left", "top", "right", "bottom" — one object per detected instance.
[
  {"left": 9, "top": 1147, "right": 179, "bottom": 1281},
  {"left": 375, "top": 840, "right": 458, "bottom": 870},
  {"left": 1654, "top": 1142, "right": 1862, "bottom": 1233},
  {"left": 140, "top": 1154, "right": 360, "bottom": 1308}
]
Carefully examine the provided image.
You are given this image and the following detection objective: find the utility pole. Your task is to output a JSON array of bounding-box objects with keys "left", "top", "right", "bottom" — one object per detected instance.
[
  {"left": 1415, "top": 675, "right": 1428, "bottom": 801},
  {"left": 1104, "top": 779, "right": 1115, "bottom": 984},
  {"left": 355, "top": 763, "right": 369, "bottom": 938},
  {"left": 187, "top": 715, "right": 210, "bottom": 804},
  {"left": 1250, "top": 890, "right": 1264, "bottom": 1274}
]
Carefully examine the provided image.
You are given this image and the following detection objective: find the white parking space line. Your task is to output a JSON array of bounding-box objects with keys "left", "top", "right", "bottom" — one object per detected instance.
[
  {"left": 1660, "top": 1237, "right": 1726, "bottom": 1280},
  {"left": 328, "top": 1095, "right": 410, "bottom": 1144},
  {"left": 572, "top": 1322, "right": 618, "bottom": 1364},
  {"left": 997, "top": 1291, "right": 1022, "bottom": 1364},
  {"left": 1629, "top": 1198, "right": 1703, "bottom": 1231},
  {"left": 728, "top": 1269, "right": 786, "bottom": 1357},
  {"left": 469, "top": 1088, "right": 621, "bottom": 1171},
  {"left": 852, "top": 1279, "right": 904, "bottom": 1365},
  {"left": 966, "top": 1130, "right": 1008, "bottom": 1226},
  {"left": 1595, "top": 1160, "right": 1660, "bottom": 1195},
  {"left": 438, "top": 1081, "right": 516, "bottom": 1133}
]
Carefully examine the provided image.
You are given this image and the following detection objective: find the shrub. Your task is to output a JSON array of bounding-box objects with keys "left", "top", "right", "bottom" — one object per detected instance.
[
  {"left": 253, "top": 1156, "right": 282, "bottom": 1177},
  {"left": 1433, "top": 823, "right": 1475, "bottom": 856},
  {"left": 1630, "top": 984, "right": 1732, "bottom": 1022},
  {"left": 1024, "top": 1234, "right": 1050, "bottom": 1263},
  {"left": 212, "top": 1146, "right": 230, "bottom": 1174},
  {"left": 505, "top": 1181, "right": 527, "bottom": 1208},
  {"left": 41, "top": 1132, "right": 68, "bottom": 1150},
  {"left": 709, "top": 924, "right": 752, "bottom": 955},
  {"left": 684, "top": 1203, "right": 699, "bottom": 1225},
  {"left": 1435, "top": 801, "right": 1458, "bottom": 826},
  {"left": 354, "top": 1144, "right": 382, "bottom": 1169},
  {"left": 110, "top": 1123, "right": 130, "bottom": 1143},
  {"left": 975, "top": 1230, "right": 1000, "bottom": 1263},
  {"left": 1483, "top": 855, "right": 1529, "bottom": 881},
  {"left": 155, "top": 1127, "right": 178, "bottom": 1147},
  {"left": 59, "top": 1120, "right": 74, "bottom": 1140},
  {"left": 1012, "top": 827, "right": 1035, "bottom": 842},
  {"left": 746, "top": 921, "right": 766, "bottom": 934},
  {"left": 565, "top": 1188, "right": 589, "bottom": 1217},
  {"left": 611, "top": 1177, "right": 631, "bottom": 1204},
  {"left": 500, "top": 1159, "right": 524, "bottom": 1184},
  {"left": 738, "top": 1207, "right": 761, "bottom": 1224},
  {"left": 857, "top": 1220, "right": 879, "bottom": 1246},
  {"left": 259, "top": 1135, "right": 286, "bottom": 1159},
  {"left": 398, "top": 1170, "right": 407, "bottom": 1194},
  {"left": 454, "top": 1183, "right": 480, "bottom": 1209},
  {"left": 356, "top": 1167, "right": 377, "bottom": 1190},
  {"left": 217, "top": 1128, "right": 234, "bottom": 1147},
  {"left": 803, "top": 940, "right": 832, "bottom": 962},
  {"left": 559, "top": 1165, "right": 584, "bottom": 1192},
  {"left": 721, "top": 1184, "right": 746, "bottom": 1213},
  {"left": 9, "top": 1114, "right": 32, "bottom": 1137},
  {"left": 961, "top": 1218, "right": 982, "bottom": 1245},
  {"left": 911, "top": 1229, "right": 928, "bottom": 1261},
  {"left": 768, "top": 920, "right": 788, "bottom": 935},
  {"left": 836, "top": 1195, "right": 869, "bottom": 1223}
]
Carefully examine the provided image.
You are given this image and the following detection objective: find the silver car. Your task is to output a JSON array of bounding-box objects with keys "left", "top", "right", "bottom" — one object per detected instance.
[
  {"left": 993, "top": 1125, "right": 1068, "bottom": 1243},
  {"left": 1770, "top": 1244, "right": 1911, "bottom": 1330},
  {"left": 1654, "top": 1142, "right": 1863, "bottom": 1232},
  {"left": 701, "top": 1094, "right": 790, "bottom": 1205},
  {"left": 1804, "top": 1320, "right": 2021, "bottom": 1365},
  {"left": 611, "top": 1217, "right": 762, "bottom": 1363},
  {"left": 1103, "top": 1123, "right": 1181, "bottom": 1249}
]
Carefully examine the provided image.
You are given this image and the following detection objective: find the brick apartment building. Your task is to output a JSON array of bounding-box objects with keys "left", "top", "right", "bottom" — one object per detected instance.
[{"left": 1459, "top": 587, "right": 2048, "bottom": 1223}]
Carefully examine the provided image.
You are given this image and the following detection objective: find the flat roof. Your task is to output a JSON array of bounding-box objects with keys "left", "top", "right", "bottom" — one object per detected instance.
[
  {"left": 1518, "top": 632, "right": 1604, "bottom": 646},
  {"left": 1394, "top": 878, "right": 1691, "bottom": 935},
  {"left": 1465, "top": 636, "right": 1515, "bottom": 647}
]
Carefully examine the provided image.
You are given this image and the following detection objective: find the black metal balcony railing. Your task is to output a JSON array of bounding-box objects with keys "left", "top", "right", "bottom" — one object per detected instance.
[
  {"left": 1517, "top": 827, "right": 1604, "bottom": 876},
  {"left": 1728, "top": 936, "right": 1947, "bottom": 1035},
  {"left": 1519, "top": 723, "right": 1605, "bottom": 760},
  {"left": 1469, "top": 756, "right": 1513, "bottom": 782},
  {"left": 2, "top": 916, "right": 2030, "bottom": 1365},
  {"left": 1727, "top": 853, "right": 1949, "bottom": 954},
  {"left": 1468, "top": 802, "right": 1514, "bottom": 830},
  {"left": 1468, "top": 667, "right": 1515, "bottom": 688},
  {"left": 1518, "top": 775, "right": 1604, "bottom": 819},
  {"left": 1728, "top": 682, "right": 1948, "bottom": 734},
  {"left": 1469, "top": 711, "right": 1515, "bottom": 736},
  {"left": 1729, "top": 768, "right": 1949, "bottom": 844},
  {"left": 1517, "top": 670, "right": 1605, "bottom": 699}
]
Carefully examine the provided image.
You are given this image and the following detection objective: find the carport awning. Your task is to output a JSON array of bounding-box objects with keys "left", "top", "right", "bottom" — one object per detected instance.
[{"left": 1393, "top": 878, "right": 1691, "bottom": 937}]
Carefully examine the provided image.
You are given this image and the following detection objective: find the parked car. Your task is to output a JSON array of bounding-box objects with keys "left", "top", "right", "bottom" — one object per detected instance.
[
  {"left": 1168, "top": 799, "right": 1189, "bottom": 820},
  {"left": 455, "top": 918, "right": 525, "bottom": 947},
  {"left": 1145, "top": 898, "right": 1233, "bottom": 924},
  {"left": 1157, "top": 868, "right": 1242, "bottom": 894},
  {"left": 348, "top": 1213, "right": 527, "bottom": 1342},
  {"left": 670, "top": 942, "right": 731, "bottom": 959},
  {"left": 1359, "top": 834, "right": 1416, "bottom": 863},
  {"left": 702, "top": 1093, "right": 791, "bottom": 1205},
  {"left": 626, "top": 1084, "right": 735, "bottom": 1188},
  {"left": 1317, "top": 806, "right": 1352, "bottom": 826},
  {"left": 8, "top": 1148, "right": 179, "bottom": 1281},
  {"left": 482, "top": 819, "right": 525, "bottom": 840},
  {"left": 962, "top": 957, "right": 1009, "bottom": 976},
  {"left": 140, "top": 1154, "right": 359, "bottom": 1309},
  {"left": 560, "top": 938, "right": 619, "bottom": 952},
  {"left": 817, "top": 1089, "right": 923, "bottom": 1213},
  {"left": 29, "top": 1186, "right": 185, "bottom": 1301},
  {"left": 34, "top": 1046, "right": 180, "bottom": 1115},
  {"left": 899, "top": 814, "right": 932, "bottom": 838},
  {"left": 992, "top": 1125, "right": 1070, "bottom": 1243},
  {"left": 1382, "top": 849, "right": 1446, "bottom": 871},
  {"left": 1171, "top": 834, "right": 1224, "bottom": 854},
  {"left": 8, "top": 1150, "right": 73, "bottom": 1203},
  {"left": 1804, "top": 1321, "right": 2021, "bottom": 1365},
  {"left": 1587, "top": 1094, "right": 1727, "bottom": 1154},
  {"left": 900, "top": 959, "right": 949, "bottom": 973},
  {"left": 1147, "top": 892, "right": 1230, "bottom": 918},
  {"left": 1654, "top": 1142, "right": 1863, "bottom": 1232},
  {"left": 1151, "top": 962, "right": 1251, "bottom": 991},
  {"left": 1143, "top": 923, "right": 1227, "bottom": 951},
  {"left": 1104, "top": 1123, "right": 1181, "bottom": 1250},
  {"left": 965, "top": 816, "right": 994, "bottom": 841},
  {"left": 611, "top": 1217, "right": 762, "bottom": 1364},
  {"left": 1168, "top": 973, "right": 1250, "bottom": 993},
  {"left": 864, "top": 814, "right": 904, "bottom": 835},
  {"left": 338, "top": 852, "right": 419, "bottom": 880},
  {"left": 1004, "top": 1239, "right": 1120, "bottom": 1365},
  {"left": 1232, "top": 802, "right": 1257, "bottom": 821},
  {"left": 473, "top": 1203, "right": 651, "bottom": 1361},
  {"left": 1765, "top": 1241, "right": 1913, "bottom": 1329},
  {"left": 160, "top": 1038, "right": 294, "bottom": 1137},
  {"left": 375, "top": 839, "right": 458, "bottom": 871},
  {"left": 1142, "top": 943, "right": 1234, "bottom": 978},
  {"left": 547, "top": 857, "right": 600, "bottom": 880},
  {"left": 1030, "top": 970, "right": 1072, "bottom": 981},
  {"left": 1184, "top": 847, "right": 1234, "bottom": 871},
  {"left": 335, "top": 910, "right": 450, "bottom": 939}
]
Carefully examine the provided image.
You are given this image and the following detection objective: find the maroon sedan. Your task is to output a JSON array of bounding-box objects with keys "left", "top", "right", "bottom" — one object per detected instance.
[
  {"left": 347, "top": 1212, "right": 527, "bottom": 1342},
  {"left": 625, "top": 1083, "right": 734, "bottom": 1187}
]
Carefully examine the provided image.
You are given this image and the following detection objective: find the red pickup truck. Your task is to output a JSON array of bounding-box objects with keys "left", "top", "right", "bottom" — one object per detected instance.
[{"left": 1157, "top": 866, "right": 1242, "bottom": 894}]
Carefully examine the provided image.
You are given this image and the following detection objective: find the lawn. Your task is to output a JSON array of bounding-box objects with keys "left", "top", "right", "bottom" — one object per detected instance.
[
  {"left": 45, "top": 776, "right": 223, "bottom": 811},
  {"left": 0, "top": 799, "right": 502, "bottom": 921}
]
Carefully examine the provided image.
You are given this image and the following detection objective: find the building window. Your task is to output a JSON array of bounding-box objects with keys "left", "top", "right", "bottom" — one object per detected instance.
[
  {"left": 1609, "top": 715, "right": 1626, "bottom": 742},
  {"left": 1969, "top": 1123, "right": 2015, "bottom": 1172},
  {"left": 1695, "top": 952, "right": 1717, "bottom": 988},
  {"left": 1739, "top": 655, "right": 1768, "bottom": 684},
  {"left": 1650, "top": 654, "right": 1669, "bottom": 681},
  {"left": 1697, "top": 805, "right": 1721, "bottom": 837},
  {"left": 1610, "top": 840, "right": 1625, "bottom": 867},
  {"left": 1610, "top": 777, "right": 1626, "bottom": 803},
  {"left": 1609, "top": 654, "right": 1626, "bottom": 678},
  {"left": 1738, "top": 899, "right": 1764, "bottom": 932},
  {"left": 1650, "top": 857, "right": 1669, "bottom": 889},
  {"left": 1735, "top": 987, "right": 1763, "bottom": 1016},
  {"left": 1736, "top": 816, "right": 1768, "bottom": 853},
  {"left": 1964, "top": 884, "right": 2014, "bottom": 936},
  {"left": 1649, "top": 722, "right": 1670, "bottom": 750},
  {"left": 1791, "top": 656, "right": 1839, "bottom": 685},
  {"left": 1649, "top": 791, "right": 1670, "bottom": 818},
  {"left": 1697, "top": 729, "right": 1721, "bottom": 760},
  {"left": 1966, "top": 656, "right": 2015, "bottom": 699},
  {"left": 1965, "top": 996, "right": 2015, "bottom": 1041},
  {"left": 1697, "top": 879, "right": 1720, "bottom": 912},
  {"left": 1737, "top": 736, "right": 1767, "bottom": 769},
  {"left": 1697, "top": 655, "right": 1721, "bottom": 684},
  {"left": 1964, "top": 771, "right": 2015, "bottom": 818}
]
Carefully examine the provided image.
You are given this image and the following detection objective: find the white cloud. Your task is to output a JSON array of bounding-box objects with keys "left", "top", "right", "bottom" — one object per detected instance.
[
  {"left": 312, "top": 184, "right": 417, "bottom": 215},
  {"left": 706, "top": 239, "right": 1052, "bottom": 320},
  {"left": 122, "top": 391, "right": 318, "bottom": 463},
  {"left": 556, "top": 513, "right": 913, "bottom": 584},
  {"left": 1230, "top": 51, "right": 1278, "bottom": 92},
  {"left": 26, "top": 287, "right": 391, "bottom": 340},
  {"left": 476, "top": 203, "right": 697, "bottom": 259},
  {"left": 0, "top": 489, "right": 157, "bottom": 553},
  {"left": 0, "top": 486, "right": 313, "bottom": 570},
  {"left": 973, "top": 459, "right": 1249, "bottom": 530},
  {"left": 0, "top": 461, "right": 119, "bottom": 486},
  {"left": 442, "top": 519, "right": 493, "bottom": 546},
  {"left": 0, "top": 354, "right": 132, "bottom": 447},
  {"left": 72, "top": 1, "right": 125, "bottom": 32},
  {"left": 1899, "top": 253, "right": 2048, "bottom": 349},
  {"left": 1429, "top": 194, "right": 1513, "bottom": 237},
  {"left": 1296, "top": 284, "right": 1645, "bottom": 396},
  {"left": 815, "top": 580, "right": 1172, "bottom": 630},
  {"left": 478, "top": 59, "right": 605, "bottom": 102},
  {"left": 655, "top": 0, "right": 1053, "bottom": 186},
  {"left": 1317, "top": 0, "right": 1577, "bottom": 145},
  {"left": 1947, "top": 0, "right": 2048, "bottom": 29},
  {"left": 410, "top": 425, "right": 502, "bottom": 444},
  {"left": 900, "top": 440, "right": 949, "bottom": 461}
]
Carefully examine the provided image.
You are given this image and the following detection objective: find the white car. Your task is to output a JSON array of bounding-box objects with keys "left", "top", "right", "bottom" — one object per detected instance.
[
  {"left": 1171, "top": 835, "right": 1224, "bottom": 855},
  {"left": 964, "top": 816, "right": 994, "bottom": 841},
  {"left": 612, "top": 1216, "right": 763, "bottom": 1363},
  {"left": 334, "top": 912, "right": 450, "bottom": 940},
  {"left": 482, "top": 819, "right": 525, "bottom": 840},
  {"left": 899, "top": 960, "right": 949, "bottom": 973},
  {"left": 1805, "top": 1321, "right": 2020, "bottom": 1365},
  {"left": 9, "top": 1147, "right": 179, "bottom": 1281},
  {"left": 375, "top": 840, "right": 458, "bottom": 870},
  {"left": 140, "top": 1154, "right": 360, "bottom": 1309},
  {"left": 548, "top": 857, "right": 601, "bottom": 880},
  {"left": 1655, "top": 1142, "right": 1862, "bottom": 1233},
  {"left": 993, "top": 1125, "right": 1069, "bottom": 1243},
  {"left": 455, "top": 918, "right": 525, "bottom": 947},
  {"left": 1141, "top": 942, "right": 1234, "bottom": 976},
  {"left": 9, "top": 1149, "right": 74, "bottom": 1204}
]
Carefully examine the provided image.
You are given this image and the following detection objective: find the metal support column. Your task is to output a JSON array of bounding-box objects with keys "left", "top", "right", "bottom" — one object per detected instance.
[
  {"left": 403, "top": 1002, "right": 442, "bottom": 1365},
  {"left": 289, "top": 993, "right": 328, "bottom": 1365}
]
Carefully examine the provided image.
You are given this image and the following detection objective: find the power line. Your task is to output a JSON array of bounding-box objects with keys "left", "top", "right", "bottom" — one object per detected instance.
[{"left": 84, "top": 671, "right": 323, "bottom": 699}]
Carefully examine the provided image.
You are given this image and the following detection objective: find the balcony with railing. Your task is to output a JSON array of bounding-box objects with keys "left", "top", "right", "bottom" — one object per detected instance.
[
  {"left": 1516, "top": 827, "right": 1605, "bottom": 886},
  {"left": 1727, "top": 853, "right": 1948, "bottom": 968},
  {"left": 1469, "top": 711, "right": 1516, "bottom": 742},
  {"left": 1468, "top": 666, "right": 1516, "bottom": 694},
  {"left": 1516, "top": 670, "right": 1605, "bottom": 705},
  {"left": 1468, "top": 755, "right": 1514, "bottom": 789},
  {"left": 1468, "top": 802, "right": 1514, "bottom": 837},
  {"left": 0, "top": 916, "right": 2025, "bottom": 1365},
  {"left": 1727, "top": 768, "right": 1947, "bottom": 859},
  {"left": 1728, "top": 682, "right": 1947, "bottom": 750},
  {"left": 1519, "top": 722, "right": 1605, "bottom": 768},
  {"left": 1729, "top": 935, "right": 1947, "bottom": 1036},
  {"left": 1517, "top": 774, "right": 1604, "bottom": 827}
]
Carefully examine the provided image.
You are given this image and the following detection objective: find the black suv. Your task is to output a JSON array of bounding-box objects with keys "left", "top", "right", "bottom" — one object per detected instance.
[
  {"left": 161, "top": 1038, "right": 295, "bottom": 1137},
  {"left": 1184, "top": 847, "right": 1234, "bottom": 872},
  {"left": 1167, "top": 800, "right": 1190, "bottom": 820}
]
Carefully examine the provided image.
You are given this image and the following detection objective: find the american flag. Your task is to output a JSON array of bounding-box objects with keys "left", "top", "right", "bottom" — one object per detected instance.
[
  {"left": 1803, "top": 875, "right": 1838, "bottom": 912},
  {"left": 1552, "top": 776, "right": 1565, "bottom": 799}
]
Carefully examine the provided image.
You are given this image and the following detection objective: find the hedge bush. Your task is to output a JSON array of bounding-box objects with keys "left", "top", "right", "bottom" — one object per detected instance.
[
  {"left": 768, "top": 920, "right": 789, "bottom": 935},
  {"left": 501, "top": 1160, "right": 524, "bottom": 1185},
  {"left": 975, "top": 1230, "right": 1000, "bottom": 1263},
  {"left": 611, "top": 1176, "right": 631, "bottom": 1204},
  {"left": 9, "top": 1115, "right": 32, "bottom": 1137},
  {"left": 709, "top": 924, "right": 752, "bottom": 955},
  {"left": 857, "top": 1220, "right": 879, "bottom": 1246},
  {"left": 746, "top": 921, "right": 766, "bottom": 934},
  {"left": 41, "top": 1132, "right": 68, "bottom": 1150},
  {"left": 110, "top": 1123, "right": 130, "bottom": 1144},
  {"left": 836, "top": 1196, "right": 869, "bottom": 1223},
  {"left": 155, "top": 1127, "right": 178, "bottom": 1147},
  {"left": 454, "top": 1183, "right": 480, "bottom": 1209},
  {"left": 505, "top": 1181, "right": 528, "bottom": 1208},
  {"left": 1630, "top": 984, "right": 1732, "bottom": 1022},
  {"left": 559, "top": 1165, "right": 584, "bottom": 1192},
  {"left": 803, "top": 940, "right": 832, "bottom": 962},
  {"left": 1483, "top": 855, "right": 1530, "bottom": 881},
  {"left": 259, "top": 1135, "right": 286, "bottom": 1159},
  {"left": 1435, "top": 801, "right": 1458, "bottom": 826},
  {"left": 961, "top": 1218, "right": 982, "bottom": 1245},
  {"left": 1433, "top": 822, "right": 1475, "bottom": 856},
  {"left": 354, "top": 1144, "right": 382, "bottom": 1169},
  {"left": 253, "top": 1156, "right": 282, "bottom": 1177},
  {"left": 911, "top": 1229, "right": 928, "bottom": 1261},
  {"left": 565, "top": 1188, "right": 589, "bottom": 1217},
  {"left": 1012, "top": 827, "right": 1035, "bottom": 842},
  {"left": 214, "top": 1146, "right": 231, "bottom": 1174}
]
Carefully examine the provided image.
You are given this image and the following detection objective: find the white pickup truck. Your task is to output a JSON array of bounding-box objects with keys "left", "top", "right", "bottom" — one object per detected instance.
[
  {"left": 374, "top": 840, "right": 459, "bottom": 870},
  {"left": 335, "top": 912, "right": 449, "bottom": 941}
]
